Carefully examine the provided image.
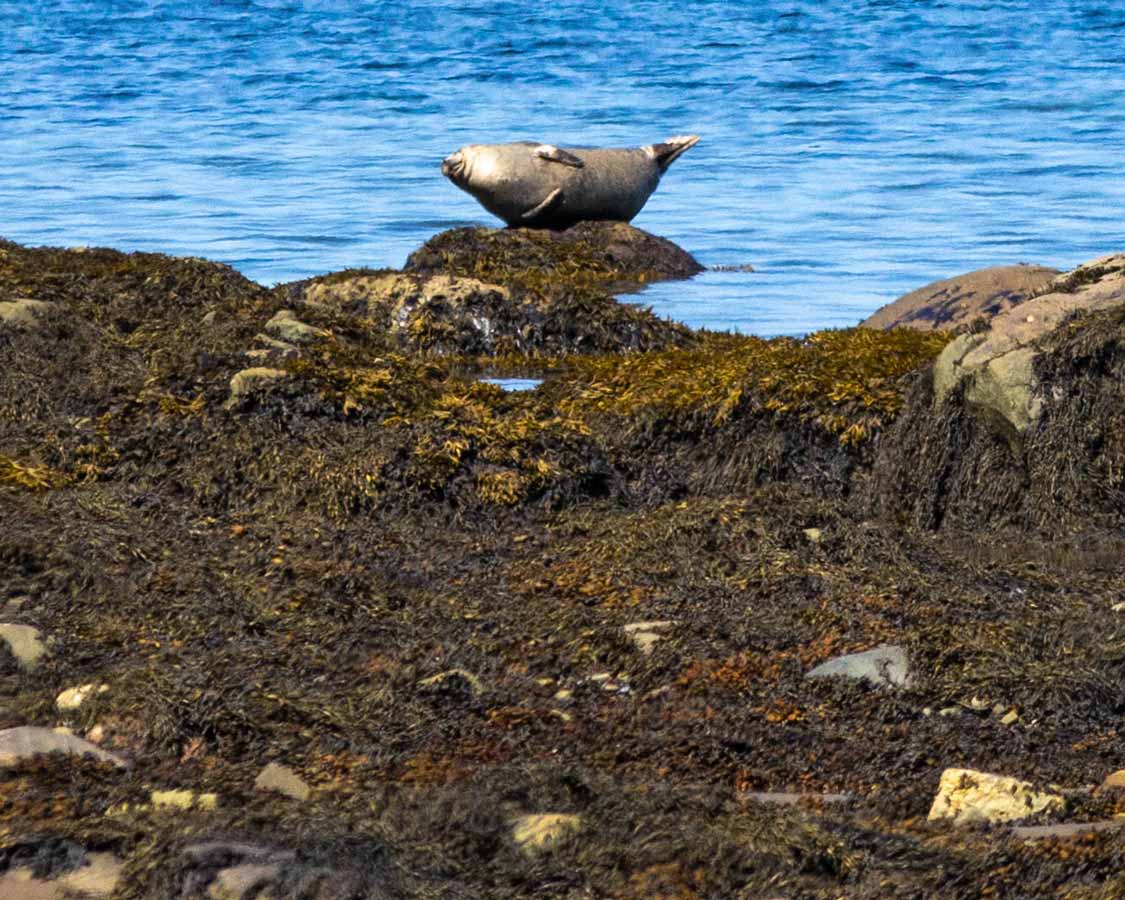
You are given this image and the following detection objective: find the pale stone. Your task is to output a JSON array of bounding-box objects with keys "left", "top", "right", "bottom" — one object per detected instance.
[
  {"left": 0, "top": 623, "right": 47, "bottom": 670},
  {"left": 56, "top": 683, "right": 109, "bottom": 711},
  {"left": 264, "top": 309, "right": 330, "bottom": 345},
  {"left": 254, "top": 762, "right": 311, "bottom": 801},
  {"left": 0, "top": 298, "right": 55, "bottom": 330},
  {"left": 928, "top": 768, "right": 1064, "bottom": 825},
  {"left": 512, "top": 813, "right": 582, "bottom": 850},
  {"left": 208, "top": 863, "right": 281, "bottom": 900},
  {"left": 802, "top": 527, "right": 823, "bottom": 543},
  {"left": 622, "top": 620, "right": 675, "bottom": 655},
  {"left": 0, "top": 867, "right": 60, "bottom": 900},
  {"left": 226, "top": 367, "right": 289, "bottom": 405},
  {"left": 150, "top": 789, "right": 219, "bottom": 810},
  {"left": 0, "top": 726, "right": 128, "bottom": 768},
  {"left": 57, "top": 852, "right": 123, "bottom": 896},
  {"left": 1000, "top": 709, "right": 1020, "bottom": 725},
  {"left": 805, "top": 644, "right": 910, "bottom": 688},
  {"left": 1098, "top": 770, "right": 1125, "bottom": 792}
]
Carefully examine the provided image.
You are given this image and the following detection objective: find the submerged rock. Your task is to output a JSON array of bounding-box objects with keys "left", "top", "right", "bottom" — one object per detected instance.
[
  {"left": 805, "top": 644, "right": 910, "bottom": 688},
  {"left": 861, "top": 264, "right": 1059, "bottom": 332},
  {"left": 928, "top": 768, "right": 1064, "bottom": 825}
]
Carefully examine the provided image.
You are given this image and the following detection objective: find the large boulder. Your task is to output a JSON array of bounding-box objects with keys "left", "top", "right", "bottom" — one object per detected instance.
[
  {"left": 932, "top": 254, "right": 1125, "bottom": 440},
  {"left": 861, "top": 264, "right": 1059, "bottom": 332},
  {"left": 870, "top": 253, "right": 1125, "bottom": 530}
]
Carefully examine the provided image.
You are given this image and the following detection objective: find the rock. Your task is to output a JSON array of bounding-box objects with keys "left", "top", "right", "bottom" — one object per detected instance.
[
  {"left": 57, "top": 852, "right": 123, "bottom": 897},
  {"left": 246, "top": 332, "right": 300, "bottom": 364},
  {"left": 150, "top": 789, "right": 219, "bottom": 810},
  {"left": 861, "top": 264, "right": 1059, "bottom": 332},
  {"left": 56, "top": 683, "right": 109, "bottom": 712},
  {"left": 264, "top": 309, "right": 330, "bottom": 345},
  {"left": 512, "top": 813, "right": 582, "bottom": 851},
  {"left": 254, "top": 762, "right": 311, "bottom": 801},
  {"left": 805, "top": 644, "right": 910, "bottom": 688},
  {"left": 0, "top": 868, "right": 62, "bottom": 899},
  {"left": 0, "top": 298, "right": 56, "bottom": 330},
  {"left": 404, "top": 221, "right": 704, "bottom": 284},
  {"left": 622, "top": 620, "right": 675, "bottom": 655},
  {"left": 208, "top": 862, "right": 282, "bottom": 900},
  {"left": 0, "top": 726, "right": 128, "bottom": 768},
  {"left": 802, "top": 527, "right": 823, "bottom": 543},
  {"left": 1097, "top": 769, "right": 1125, "bottom": 793},
  {"left": 226, "top": 367, "right": 290, "bottom": 406},
  {"left": 1000, "top": 709, "right": 1020, "bottom": 725},
  {"left": 0, "top": 622, "right": 47, "bottom": 670},
  {"left": 928, "top": 768, "right": 1064, "bottom": 825},
  {"left": 1112, "top": 602, "right": 1125, "bottom": 613},
  {"left": 1011, "top": 820, "right": 1124, "bottom": 840},
  {"left": 933, "top": 253, "right": 1125, "bottom": 440}
]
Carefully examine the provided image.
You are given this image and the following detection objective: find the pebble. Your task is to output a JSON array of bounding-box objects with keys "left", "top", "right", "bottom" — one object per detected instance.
[
  {"left": 622, "top": 620, "right": 675, "bottom": 655},
  {"left": 254, "top": 762, "right": 311, "bottom": 801},
  {"left": 928, "top": 767, "right": 1063, "bottom": 825},
  {"left": 1000, "top": 709, "right": 1020, "bottom": 725},
  {"left": 0, "top": 623, "right": 47, "bottom": 670},
  {"left": 805, "top": 644, "right": 910, "bottom": 688},
  {"left": 802, "top": 527, "right": 823, "bottom": 543},
  {"left": 56, "top": 683, "right": 109, "bottom": 712}
]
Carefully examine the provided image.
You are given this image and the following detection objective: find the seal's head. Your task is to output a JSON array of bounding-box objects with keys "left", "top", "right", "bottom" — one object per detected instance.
[{"left": 441, "top": 149, "right": 467, "bottom": 184}]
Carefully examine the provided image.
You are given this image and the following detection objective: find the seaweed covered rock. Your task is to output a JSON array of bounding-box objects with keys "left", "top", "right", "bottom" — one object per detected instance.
[
  {"left": 403, "top": 221, "right": 703, "bottom": 287},
  {"left": 871, "top": 254, "right": 1125, "bottom": 530},
  {"left": 861, "top": 263, "right": 1059, "bottom": 332}
]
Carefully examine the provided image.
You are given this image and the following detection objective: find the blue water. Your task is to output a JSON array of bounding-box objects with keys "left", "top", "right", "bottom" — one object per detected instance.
[{"left": 2, "top": 2, "right": 1123, "bottom": 336}]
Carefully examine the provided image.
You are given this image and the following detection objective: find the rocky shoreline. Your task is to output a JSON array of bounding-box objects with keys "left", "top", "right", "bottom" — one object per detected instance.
[{"left": 2, "top": 223, "right": 1123, "bottom": 898}]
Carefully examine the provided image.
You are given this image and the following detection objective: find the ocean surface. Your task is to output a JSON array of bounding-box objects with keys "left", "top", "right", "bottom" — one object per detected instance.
[{"left": 2, "top": 1, "right": 1123, "bottom": 336}]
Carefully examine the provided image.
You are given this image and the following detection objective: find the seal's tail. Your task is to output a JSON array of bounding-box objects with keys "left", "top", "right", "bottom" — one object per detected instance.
[{"left": 647, "top": 135, "right": 700, "bottom": 173}]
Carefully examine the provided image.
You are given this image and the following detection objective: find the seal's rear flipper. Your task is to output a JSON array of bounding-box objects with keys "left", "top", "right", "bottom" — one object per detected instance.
[
  {"left": 535, "top": 145, "right": 585, "bottom": 168},
  {"left": 647, "top": 135, "right": 700, "bottom": 173},
  {"left": 521, "top": 187, "right": 564, "bottom": 222}
]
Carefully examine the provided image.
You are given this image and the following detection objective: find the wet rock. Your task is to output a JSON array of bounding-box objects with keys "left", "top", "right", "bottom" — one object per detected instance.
[
  {"left": 805, "top": 644, "right": 910, "bottom": 688},
  {"left": 56, "top": 683, "right": 109, "bottom": 711},
  {"left": 622, "top": 620, "right": 675, "bottom": 655},
  {"left": 226, "top": 367, "right": 290, "bottom": 405},
  {"left": 264, "top": 308, "right": 331, "bottom": 345},
  {"left": 512, "top": 813, "right": 582, "bottom": 851},
  {"left": 0, "top": 622, "right": 47, "bottom": 670},
  {"left": 254, "top": 761, "right": 311, "bottom": 801},
  {"left": 404, "top": 221, "right": 704, "bottom": 284},
  {"left": 932, "top": 253, "right": 1125, "bottom": 440},
  {"left": 928, "top": 768, "right": 1064, "bottom": 825},
  {"left": 0, "top": 726, "right": 128, "bottom": 768},
  {"left": 861, "top": 264, "right": 1059, "bottom": 332},
  {"left": 0, "top": 298, "right": 56, "bottom": 330}
]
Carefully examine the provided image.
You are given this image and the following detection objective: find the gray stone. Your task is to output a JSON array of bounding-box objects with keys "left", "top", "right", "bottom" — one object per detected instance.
[
  {"left": 254, "top": 762, "right": 311, "bottom": 801},
  {"left": 0, "top": 299, "right": 56, "bottom": 330},
  {"left": 805, "top": 644, "right": 910, "bottom": 688},
  {"left": 0, "top": 726, "right": 129, "bottom": 768},
  {"left": 0, "top": 623, "right": 47, "bottom": 670}
]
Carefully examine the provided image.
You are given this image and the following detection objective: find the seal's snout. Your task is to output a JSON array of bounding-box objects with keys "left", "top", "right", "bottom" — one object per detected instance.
[{"left": 441, "top": 150, "right": 464, "bottom": 181}]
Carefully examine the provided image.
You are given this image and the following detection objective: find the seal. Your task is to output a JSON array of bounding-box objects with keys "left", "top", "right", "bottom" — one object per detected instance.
[{"left": 441, "top": 136, "right": 699, "bottom": 228}]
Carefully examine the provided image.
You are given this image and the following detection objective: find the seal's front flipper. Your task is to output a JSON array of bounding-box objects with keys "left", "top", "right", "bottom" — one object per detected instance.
[
  {"left": 535, "top": 145, "right": 584, "bottom": 168},
  {"left": 521, "top": 187, "right": 564, "bottom": 222},
  {"left": 647, "top": 135, "right": 700, "bottom": 173}
]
